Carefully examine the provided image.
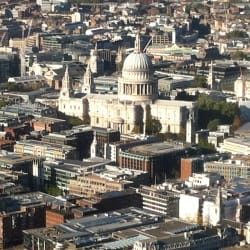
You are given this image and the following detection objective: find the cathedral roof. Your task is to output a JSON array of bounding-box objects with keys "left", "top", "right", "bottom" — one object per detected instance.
[
  {"left": 122, "top": 52, "right": 153, "bottom": 73},
  {"left": 122, "top": 33, "right": 153, "bottom": 74}
]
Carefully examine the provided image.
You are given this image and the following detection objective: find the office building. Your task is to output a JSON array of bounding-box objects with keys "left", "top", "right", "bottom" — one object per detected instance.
[
  {"left": 14, "top": 139, "right": 78, "bottom": 160},
  {"left": 136, "top": 184, "right": 179, "bottom": 217},
  {"left": 119, "top": 141, "right": 189, "bottom": 180}
]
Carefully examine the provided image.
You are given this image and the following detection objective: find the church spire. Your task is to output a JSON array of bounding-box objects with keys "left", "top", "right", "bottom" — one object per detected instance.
[
  {"left": 60, "top": 64, "right": 71, "bottom": 98},
  {"left": 134, "top": 32, "right": 141, "bottom": 53},
  {"left": 91, "top": 131, "right": 98, "bottom": 158},
  {"left": 82, "top": 62, "right": 94, "bottom": 94},
  {"left": 62, "top": 64, "right": 70, "bottom": 90}
]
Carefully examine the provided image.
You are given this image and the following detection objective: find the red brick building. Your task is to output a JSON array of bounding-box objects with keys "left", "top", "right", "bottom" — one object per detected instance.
[
  {"left": 46, "top": 209, "right": 74, "bottom": 227},
  {"left": 77, "top": 190, "right": 142, "bottom": 213},
  {"left": 180, "top": 158, "right": 203, "bottom": 180},
  {"left": 0, "top": 204, "right": 46, "bottom": 248},
  {"left": 31, "top": 117, "right": 68, "bottom": 133},
  {"left": 4, "top": 124, "right": 31, "bottom": 140}
]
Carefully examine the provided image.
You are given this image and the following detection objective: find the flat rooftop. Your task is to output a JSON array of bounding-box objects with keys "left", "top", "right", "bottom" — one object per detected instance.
[
  {"left": 43, "top": 158, "right": 113, "bottom": 173},
  {"left": 23, "top": 207, "right": 162, "bottom": 243},
  {"left": 126, "top": 142, "right": 186, "bottom": 156},
  {"left": 0, "top": 151, "right": 34, "bottom": 164},
  {"left": 15, "top": 139, "right": 76, "bottom": 151}
]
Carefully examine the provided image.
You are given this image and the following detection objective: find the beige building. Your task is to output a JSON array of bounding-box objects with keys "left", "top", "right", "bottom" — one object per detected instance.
[
  {"left": 218, "top": 137, "right": 250, "bottom": 155},
  {"left": 14, "top": 139, "right": 78, "bottom": 160},
  {"left": 69, "top": 174, "right": 125, "bottom": 197},
  {"left": 58, "top": 34, "right": 197, "bottom": 135}
]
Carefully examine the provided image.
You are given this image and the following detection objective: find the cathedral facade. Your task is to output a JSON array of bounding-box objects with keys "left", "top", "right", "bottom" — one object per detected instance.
[{"left": 58, "top": 35, "right": 197, "bottom": 135}]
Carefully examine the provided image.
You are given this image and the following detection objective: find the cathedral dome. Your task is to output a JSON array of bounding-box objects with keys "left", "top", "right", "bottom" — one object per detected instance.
[
  {"left": 118, "top": 33, "right": 158, "bottom": 102},
  {"left": 122, "top": 52, "right": 153, "bottom": 74},
  {"left": 121, "top": 35, "right": 153, "bottom": 82}
]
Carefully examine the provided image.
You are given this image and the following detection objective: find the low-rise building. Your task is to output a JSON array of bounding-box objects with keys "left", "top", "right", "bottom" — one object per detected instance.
[
  {"left": 0, "top": 103, "right": 57, "bottom": 118},
  {"left": 69, "top": 164, "right": 149, "bottom": 197},
  {"left": 77, "top": 189, "right": 142, "bottom": 213},
  {"left": 23, "top": 207, "right": 163, "bottom": 249},
  {"left": 30, "top": 117, "right": 68, "bottom": 133},
  {"left": 185, "top": 172, "right": 222, "bottom": 189},
  {"left": 180, "top": 157, "right": 204, "bottom": 180},
  {"left": 136, "top": 184, "right": 179, "bottom": 217},
  {"left": 43, "top": 158, "right": 113, "bottom": 192},
  {"left": 204, "top": 155, "right": 250, "bottom": 180},
  {"left": 218, "top": 137, "right": 250, "bottom": 155},
  {"left": 14, "top": 139, "right": 78, "bottom": 160},
  {"left": 119, "top": 141, "right": 189, "bottom": 180},
  {"left": 42, "top": 125, "right": 93, "bottom": 159}
]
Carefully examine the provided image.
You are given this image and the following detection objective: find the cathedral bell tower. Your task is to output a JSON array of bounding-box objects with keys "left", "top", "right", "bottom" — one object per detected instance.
[
  {"left": 60, "top": 65, "right": 71, "bottom": 98},
  {"left": 82, "top": 63, "right": 94, "bottom": 94}
]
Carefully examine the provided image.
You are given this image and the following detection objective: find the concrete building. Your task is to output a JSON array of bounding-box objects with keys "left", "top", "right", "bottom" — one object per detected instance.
[
  {"left": 23, "top": 207, "right": 163, "bottom": 249},
  {"left": 158, "top": 74, "right": 195, "bottom": 95},
  {"left": 0, "top": 150, "right": 34, "bottom": 174},
  {"left": 68, "top": 164, "right": 149, "bottom": 197},
  {"left": 43, "top": 158, "right": 113, "bottom": 192},
  {"left": 41, "top": 125, "right": 93, "bottom": 159},
  {"left": 204, "top": 156, "right": 250, "bottom": 180},
  {"left": 185, "top": 172, "right": 222, "bottom": 189},
  {"left": 119, "top": 141, "right": 189, "bottom": 180},
  {"left": 218, "top": 137, "right": 250, "bottom": 155},
  {"left": 136, "top": 183, "right": 179, "bottom": 217},
  {"left": 77, "top": 189, "right": 142, "bottom": 213},
  {"left": 14, "top": 139, "right": 78, "bottom": 160},
  {"left": 179, "top": 193, "right": 202, "bottom": 224}
]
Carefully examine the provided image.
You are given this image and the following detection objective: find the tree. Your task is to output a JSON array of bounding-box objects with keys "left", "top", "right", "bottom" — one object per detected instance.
[
  {"left": 132, "top": 124, "right": 141, "bottom": 134},
  {"left": 232, "top": 114, "right": 243, "bottom": 130},
  {"left": 198, "top": 138, "right": 216, "bottom": 154},
  {"left": 226, "top": 30, "right": 249, "bottom": 39},
  {"left": 231, "top": 51, "right": 249, "bottom": 61},
  {"left": 194, "top": 75, "right": 207, "bottom": 88},
  {"left": 0, "top": 100, "right": 10, "bottom": 108},
  {"left": 145, "top": 105, "right": 162, "bottom": 135},
  {"left": 197, "top": 94, "right": 241, "bottom": 131},
  {"left": 207, "top": 119, "right": 220, "bottom": 131},
  {"left": 67, "top": 116, "right": 85, "bottom": 127},
  {"left": 150, "top": 118, "right": 162, "bottom": 135},
  {"left": 44, "top": 183, "right": 62, "bottom": 196}
]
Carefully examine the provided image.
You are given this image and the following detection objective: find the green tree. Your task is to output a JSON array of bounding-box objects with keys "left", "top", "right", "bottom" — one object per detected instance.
[
  {"left": 67, "top": 116, "right": 85, "bottom": 127},
  {"left": 226, "top": 30, "right": 249, "bottom": 39},
  {"left": 198, "top": 138, "right": 216, "bottom": 154},
  {"left": 0, "top": 100, "right": 10, "bottom": 108},
  {"left": 44, "top": 183, "right": 62, "bottom": 196},
  {"left": 231, "top": 51, "right": 249, "bottom": 61},
  {"left": 132, "top": 124, "right": 141, "bottom": 134},
  {"left": 145, "top": 105, "right": 162, "bottom": 135},
  {"left": 194, "top": 75, "right": 207, "bottom": 88},
  {"left": 197, "top": 94, "right": 242, "bottom": 131},
  {"left": 150, "top": 118, "right": 162, "bottom": 135},
  {"left": 207, "top": 119, "right": 220, "bottom": 131}
]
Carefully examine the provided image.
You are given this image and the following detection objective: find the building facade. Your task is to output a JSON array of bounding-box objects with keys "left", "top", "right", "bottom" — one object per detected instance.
[
  {"left": 58, "top": 34, "right": 197, "bottom": 135},
  {"left": 136, "top": 184, "right": 179, "bottom": 217}
]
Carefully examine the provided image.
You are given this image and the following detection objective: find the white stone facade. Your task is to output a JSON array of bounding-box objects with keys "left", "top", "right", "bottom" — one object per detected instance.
[{"left": 58, "top": 34, "right": 197, "bottom": 135}]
